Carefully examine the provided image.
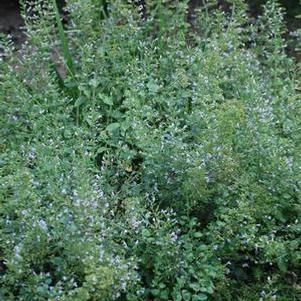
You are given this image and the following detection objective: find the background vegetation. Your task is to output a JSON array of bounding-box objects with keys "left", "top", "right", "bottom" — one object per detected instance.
[{"left": 0, "top": 0, "right": 300, "bottom": 300}]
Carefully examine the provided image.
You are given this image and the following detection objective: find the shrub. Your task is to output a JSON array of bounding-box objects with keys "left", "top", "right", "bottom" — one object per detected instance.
[{"left": 0, "top": 0, "right": 300, "bottom": 300}]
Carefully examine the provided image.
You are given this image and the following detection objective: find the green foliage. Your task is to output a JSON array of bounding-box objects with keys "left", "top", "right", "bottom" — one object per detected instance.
[{"left": 0, "top": 0, "right": 300, "bottom": 300}]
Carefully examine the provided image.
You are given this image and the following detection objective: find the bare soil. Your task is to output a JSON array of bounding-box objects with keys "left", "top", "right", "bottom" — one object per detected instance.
[{"left": 0, "top": 0, "right": 24, "bottom": 44}]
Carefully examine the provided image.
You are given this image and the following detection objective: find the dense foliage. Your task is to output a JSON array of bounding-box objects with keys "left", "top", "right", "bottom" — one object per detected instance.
[{"left": 0, "top": 0, "right": 300, "bottom": 300}]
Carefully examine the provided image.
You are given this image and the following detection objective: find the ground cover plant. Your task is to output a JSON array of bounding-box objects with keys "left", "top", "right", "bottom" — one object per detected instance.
[{"left": 0, "top": 0, "right": 300, "bottom": 300}]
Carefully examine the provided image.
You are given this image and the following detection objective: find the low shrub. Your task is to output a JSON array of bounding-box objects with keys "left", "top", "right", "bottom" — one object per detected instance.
[{"left": 0, "top": 0, "right": 300, "bottom": 300}]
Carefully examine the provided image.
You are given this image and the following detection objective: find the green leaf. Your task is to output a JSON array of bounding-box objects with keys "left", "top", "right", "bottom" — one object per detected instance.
[
  {"left": 193, "top": 232, "right": 203, "bottom": 238},
  {"left": 147, "top": 80, "right": 160, "bottom": 93},
  {"left": 194, "top": 293, "right": 208, "bottom": 301},
  {"left": 182, "top": 290, "right": 191, "bottom": 301},
  {"left": 89, "top": 78, "right": 100, "bottom": 88},
  {"left": 106, "top": 123, "right": 120, "bottom": 132},
  {"left": 151, "top": 289, "right": 160, "bottom": 296},
  {"left": 174, "top": 292, "right": 183, "bottom": 301},
  {"left": 74, "top": 96, "right": 87, "bottom": 107},
  {"left": 142, "top": 228, "right": 151, "bottom": 237},
  {"left": 189, "top": 283, "right": 201, "bottom": 292},
  {"left": 277, "top": 258, "right": 287, "bottom": 273},
  {"left": 97, "top": 147, "right": 109, "bottom": 154},
  {"left": 99, "top": 93, "right": 113, "bottom": 106},
  {"left": 64, "top": 81, "right": 77, "bottom": 89}
]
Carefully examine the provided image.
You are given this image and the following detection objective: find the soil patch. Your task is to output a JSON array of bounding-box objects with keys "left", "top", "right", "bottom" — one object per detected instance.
[{"left": 0, "top": 0, "right": 24, "bottom": 44}]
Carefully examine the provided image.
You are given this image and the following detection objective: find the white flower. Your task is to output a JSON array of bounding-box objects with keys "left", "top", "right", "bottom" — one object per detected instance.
[{"left": 38, "top": 219, "right": 48, "bottom": 232}]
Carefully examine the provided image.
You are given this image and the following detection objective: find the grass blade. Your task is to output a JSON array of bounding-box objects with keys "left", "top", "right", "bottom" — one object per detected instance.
[{"left": 51, "top": 0, "right": 75, "bottom": 78}]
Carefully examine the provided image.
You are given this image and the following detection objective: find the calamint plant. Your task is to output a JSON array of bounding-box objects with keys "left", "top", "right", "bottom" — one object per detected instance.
[{"left": 0, "top": 0, "right": 300, "bottom": 300}]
